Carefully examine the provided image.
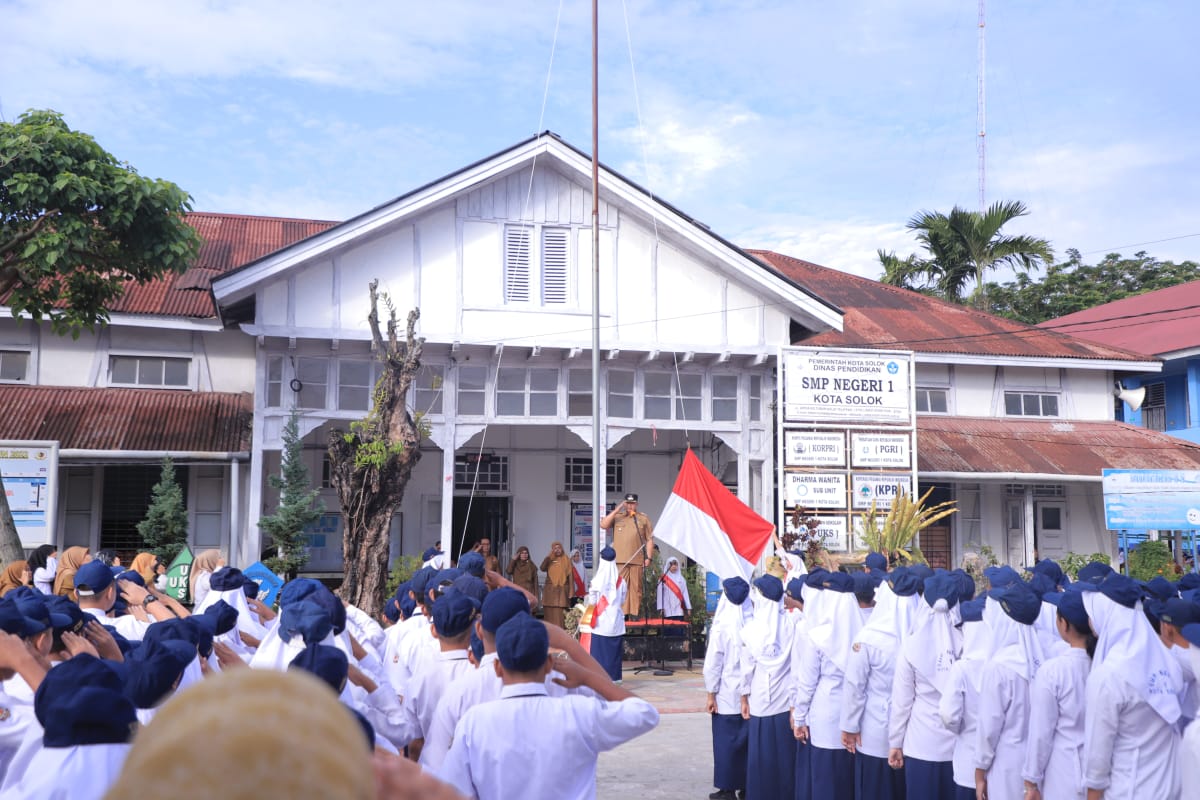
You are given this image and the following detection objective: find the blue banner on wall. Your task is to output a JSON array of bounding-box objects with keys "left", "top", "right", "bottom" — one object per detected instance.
[{"left": 1102, "top": 469, "right": 1200, "bottom": 530}]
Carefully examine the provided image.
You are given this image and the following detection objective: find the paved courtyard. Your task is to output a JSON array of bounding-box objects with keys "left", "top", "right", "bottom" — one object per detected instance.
[{"left": 597, "top": 661, "right": 715, "bottom": 800}]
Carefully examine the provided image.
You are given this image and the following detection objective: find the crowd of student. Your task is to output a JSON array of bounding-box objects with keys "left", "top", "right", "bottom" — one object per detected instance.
[
  {"left": 0, "top": 543, "right": 660, "bottom": 799},
  {"left": 704, "top": 552, "right": 1200, "bottom": 800}
]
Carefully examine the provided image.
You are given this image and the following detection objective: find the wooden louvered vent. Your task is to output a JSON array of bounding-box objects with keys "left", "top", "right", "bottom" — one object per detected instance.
[
  {"left": 504, "top": 225, "right": 532, "bottom": 303},
  {"left": 541, "top": 228, "right": 569, "bottom": 304}
]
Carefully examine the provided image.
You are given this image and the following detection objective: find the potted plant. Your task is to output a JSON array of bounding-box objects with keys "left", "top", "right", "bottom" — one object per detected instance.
[{"left": 856, "top": 487, "right": 957, "bottom": 567}]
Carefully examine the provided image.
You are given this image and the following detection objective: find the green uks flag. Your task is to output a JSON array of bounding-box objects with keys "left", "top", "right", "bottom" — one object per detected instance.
[{"left": 163, "top": 546, "right": 193, "bottom": 603}]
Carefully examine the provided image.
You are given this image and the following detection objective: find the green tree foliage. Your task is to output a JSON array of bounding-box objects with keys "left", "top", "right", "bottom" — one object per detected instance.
[
  {"left": 259, "top": 408, "right": 323, "bottom": 580},
  {"left": 137, "top": 458, "right": 189, "bottom": 563},
  {"left": 0, "top": 109, "right": 200, "bottom": 336},
  {"left": 984, "top": 250, "right": 1200, "bottom": 325},
  {"left": 880, "top": 200, "right": 1053, "bottom": 308},
  {"left": 1127, "top": 539, "right": 1174, "bottom": 582}
]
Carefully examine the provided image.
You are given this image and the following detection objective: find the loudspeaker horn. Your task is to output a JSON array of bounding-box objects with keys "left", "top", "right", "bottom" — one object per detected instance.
[{"left": 1115, "top": 383, "right": 1146, "bottom": 413}]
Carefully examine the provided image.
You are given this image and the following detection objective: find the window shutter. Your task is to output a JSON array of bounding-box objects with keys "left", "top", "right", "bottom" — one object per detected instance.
[
  {"left": 541, "top": 228, "right": 569, "bottom": 304},
  {"left": 504, "top": 226, "right": 531, "bottom": 303}
]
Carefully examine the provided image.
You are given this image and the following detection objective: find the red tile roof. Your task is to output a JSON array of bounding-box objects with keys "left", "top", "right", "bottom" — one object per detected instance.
[
  {"left": 750, "top": 250, "right": 1157, "bottom": 362},
  {"left": 1036, "top": 279, "right": 1200, "bottom": 357},
  {"left": 917, "top": 415, "right": 1200, "bottom": 475},
  {"left": 99, "top": 212, "right": 338, "bottom": 320},
  {"left": 0, "top": 386, "right": 252, "bottom": 452}
]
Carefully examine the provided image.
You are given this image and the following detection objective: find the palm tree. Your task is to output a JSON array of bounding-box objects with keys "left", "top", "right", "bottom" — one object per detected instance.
[
  {"left": 906, "top": 200, "right": 1053, "bottom": 309},
  {"left": 877, "top": 249, "right": 930, "bottom": 292}
]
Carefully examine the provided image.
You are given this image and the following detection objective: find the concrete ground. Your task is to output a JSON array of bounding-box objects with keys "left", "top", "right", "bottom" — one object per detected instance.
[{"left": 597, "top": 660, "right": 717, "bottom": 800}]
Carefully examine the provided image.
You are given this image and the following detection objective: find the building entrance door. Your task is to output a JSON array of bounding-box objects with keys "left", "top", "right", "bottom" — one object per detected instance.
[
  {"left": 1035, "top": 501, "right": 1068, "bottom": 560},
  {"left": 1005, "top": 499, "right": 1027, "bottom": 567},
  {"left": 452, "top": 496, "right": 510, "bottom": 561}
]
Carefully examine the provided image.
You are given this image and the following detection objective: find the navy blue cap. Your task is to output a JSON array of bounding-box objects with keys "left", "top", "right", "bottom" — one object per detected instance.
[
  {"left": 1076, "top": 561, "right": 1114, "bottom": 584},
  {"left": 851, "top": 572, "right": 878, "bottom": 599},
  {"left": 922, "top": 573, "right": 959, "bottom": 609},
  {"left": 1160, "top": 598, "right": 1200, "bottom": 629},
  {"left": 432, "top": 592, "right": 479, "bottom": 638},
  {"left": 429, "top": 568, "right": 464, "bottom": 601},
  {"left": 469, "top": 628, "right": 484, "bottom": 662},
  {"left": 888, "top": 570, "right": 922, "bottom": 597},
  {"left": 785, "top": 578, "right": 805, "bottom": 602},
  {"left": 724, "top": 576, "right": 751, "bottom": 605},
  {"left": 409, "top": 567, "right": 436, "bottom": 600},
  {"left": 35, "top": 654, "right": 136, "bottom": 747},
  {"left": 864, "top": 552, "right": 888, "bottom": 572},
  {"left": 1028, "top": 573, "right": 1058, "bottom": 600},
  {"left": 1098, "top": 574, "right": 1143, "bottom": 609},
  {"left": 995, "top": 581, "right": 1041, "bottom": 625},
  {"left": 753, "top": 574, "right": 784, "bottom": 601},
  {"left": 0, "top": 600, "right": 42, "bottom": 637},
  {"left": 242, "top": 575, "right": 260, "bottom": 600},
  {"left": 600, "top": 546, "right": 616, "bottom": 562},
  {"left": 480, "top": 587, "right": 528, "bottom": 634},
  {"left": 288, "top": 644, "right": 349, "bottom": 693},
  {"left": 74, "top": 560, "right": 114, "bottom": 596},
  {"left": 398, "top": 594, "right": 416, "bottom": 620},
  {"left": 278, "top": 577, "right": 326, "bottom": 609},
  {"left": 951, "top": 569, "right": 976, "bottom": 602},
  {"left": 200, "top": 599, "right": 239, "bottom": 636},
  {"left": 383, "top": 597, "right": 401, "bottom": 624},
  {"left": 209, "top": 566, "right": 245, "bottom": 592},
  {"left": 908, "top": 564, "right": 934, "bottom": 582},
  {"left": 1045, "top": 590, "right": 1089, "bottom": 632},
  {"left": 422, "top": 546, "right": 440, "bottom": 562},
  {"left": 124, "top": 639, "right": 196, "bottom": 709},
  {"left": 448, "top": 574, "right": 488, "bottom": 605},
  {"left": 1142, "top": 576, "right": 1179, "bottom": 602},
  {"left": 1028, "top": 558, "right": 1067, "bottom": 587},
  {"left": 278, "top": 600, "right": 333, "bottom": 645},
  {"left": 44, "top": 595, "right": 86, "bottom": 634},
  {"left": 1180, "top": 573, "right": 1200, "bottom": 592},
  {"left": 1181, "top": 623, "right": 1200, "bottom": 648},
  {"left": 495, "top": 612, "right": 549, "bottom": 672},
  {"left": 984, "top": 565, "right": 1021, "bottom": 589},
  {"left": 958, "top": 597, "right": 985, "bottom": 622},
  {"left": 141, "top": 617, "right": 201, "bottom": 651},
  {"left": 9, "top": 591, "right": 72, "bottom": 633},
  {"left": 115, "top": 569, "right": 145, "bottom": 588},
  {"left": 458, "top": 551, "right": 486, "bottom": 578},
  {"left": 804, "top": 569, "right": 829, "bottom": 588},
  {"left": 821, "top": 572, "right": 854, "bottom": 593}
]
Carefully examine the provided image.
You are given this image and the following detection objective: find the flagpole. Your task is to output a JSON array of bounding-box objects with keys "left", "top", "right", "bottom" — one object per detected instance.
[{"left": 590, "top": 0, "right": 605, "bottom": 556}]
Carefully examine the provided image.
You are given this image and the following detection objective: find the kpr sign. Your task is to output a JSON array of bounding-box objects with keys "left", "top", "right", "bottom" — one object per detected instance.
[
  {"left": 851, "top": 474, "right": 913, "bottom": 511},
  {"left": 783, "top": 351, "right": 911, "bottom": 423}
]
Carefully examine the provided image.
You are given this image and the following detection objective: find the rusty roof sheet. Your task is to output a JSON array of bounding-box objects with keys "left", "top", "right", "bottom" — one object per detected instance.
[
  {"left": 749, "top": 250, "right": 1157, "bottom": 362},
  {"left": 917, "top": 415, "right": 1200, "bottom": 476},
  {"left": 0, "top": 386, "right": 252, "bottom": 452},
  {"left": 1037, "top": 278, "right": 1200, "bottom": 357}
]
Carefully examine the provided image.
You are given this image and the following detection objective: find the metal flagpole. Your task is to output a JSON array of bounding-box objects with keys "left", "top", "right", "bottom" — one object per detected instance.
[{"left": 591, "top": 0, "right": 605, "bottom": 555}]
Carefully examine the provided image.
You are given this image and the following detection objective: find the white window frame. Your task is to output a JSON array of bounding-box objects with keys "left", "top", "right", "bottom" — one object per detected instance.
[
  {"left": 1003, "top": 390, "right": 1060, "bottom": 418},
  {"left": 108, "top": 353, "right": 193, "bottom": 390},
  {"left": 563, "top": 456, "right": 624, "bottom": 493},
  {"left": 0, "top": 349, "right": 32, "bottom": 384},
  {"left": 915, "top": 387, "right": 950, "bottom": 414},
  {"left": 502, "top": 223, "right": 574, "bottom": 307}
]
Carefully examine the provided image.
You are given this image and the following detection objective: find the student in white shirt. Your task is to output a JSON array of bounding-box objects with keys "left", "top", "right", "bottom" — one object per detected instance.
[
  {"left": 889, "top": 571, "right": 963, "bottom": 800},
  {"left": 382, "top": 568, "right": 435, "bottom": 698},
  {"left": 1081, "top": 574, "right": 1184, "bottom": 800},
  {"left": 439, "top": 611, "right": 659, "bottom": 800},
  {"left": 939, "top": 597, "right": 988, "bottom": 800},
  {"left": 704, "top": 576, "right": 751, "bottom": 800},
  {"left": 1020, "top": 588, "right": 1092, "bottom": 800},
  {"left": 974, "top": 581, "right": 1046, "bottom": 800},
  {"left": 1175, "top": 619, "right": 1200, "bottom": 800},
  {"left": 740, "top": 574, "right": 795, "bottom": 800},
  {"left": 791, "top": 570, "right": 827, "bottom": 800},
  {"left": 405, "top": 591, "right": 478, "bottom": 760},
  {"left": 844, "top": 569, "right": 922, "bottom": 800},
  {"left": 793, "top": 571, "right": 862, "bottom": 800}
]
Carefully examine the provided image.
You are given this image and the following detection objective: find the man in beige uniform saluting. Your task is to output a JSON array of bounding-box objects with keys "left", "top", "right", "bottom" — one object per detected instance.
[{"left": 599, "top": 493, "right": 654, "bottom": 618}]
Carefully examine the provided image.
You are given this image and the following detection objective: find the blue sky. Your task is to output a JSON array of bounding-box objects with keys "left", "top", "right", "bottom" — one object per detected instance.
[{"left": 2, "top": 0, "right": 1197, "bottom": 278}]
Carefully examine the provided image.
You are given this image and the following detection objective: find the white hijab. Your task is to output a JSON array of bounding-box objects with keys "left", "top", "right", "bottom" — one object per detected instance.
[
  {"left": 662, "top": 558, "right": 689, "bottom": 598},
  {"left": 982, "top": 596, "right": 1046, "bottom": 682},
  {"left": 778, "top": 549, "right": 809, "bottom": 585},
  {"left": 585, "top": 555, "right": 625, "bottom": 637},
  {"left": 959, "top": 617, "right": 993, "bottom": 692},
  {"left": 740, "top": 584, "right": 792, "bottom": 671},
  {"left": 711, "top": 588, "right": 751, "bottom": 639},
  {"left": 902, "top": 595, "right": 962, "bottom": 692},
  {"left": 807, "top": 588, "right": 863, "bottom": 673},
  {"left": 1083, "top": 591, "right": 1183, "bottom": 724},
  {"left": 195, "top": 586, "right": 267, "bottom": 654},
  {"left": 855, "top": 582, "right": 921, "bottom": 654},
  {"left": 7, "top": 743, "right": 129, "bottom": 800}
]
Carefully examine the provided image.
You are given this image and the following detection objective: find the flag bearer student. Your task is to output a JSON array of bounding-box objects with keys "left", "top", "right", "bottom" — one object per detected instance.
[
  {"left": 888, "top": 572, "right": 963, "bottom": 800},
  {"left": 1080, "top": 574, "right": 1184, "bottom": 800},
  {"left": 439, "top": 611, "right": 659, "bottom": 800},
  {"left": 704, "top": 576, "right": 752, "bottom": 800},
  {"left": 793, "top": 572, "right": 863, "bottom": 800},
  {"left": 939, "top": 598, "right": 988, "bottom": 800},
  {"left": 974, "top": 581, "right": 1046, "bottom": 800},
  {"left": 739, "top": 574, "right": 796, "bottom": 800},
  {"left": 401, "top": 591, "right": 478, "bottom": 759},
  {"left": 583, "top": 546, "right": 626, "bottom": 682},
  {"left": 842, "top": 569, "right": 922, "bottom": 800},
  {"left": 1020, "top": 589, "right": 1093, "bottom": 800}
]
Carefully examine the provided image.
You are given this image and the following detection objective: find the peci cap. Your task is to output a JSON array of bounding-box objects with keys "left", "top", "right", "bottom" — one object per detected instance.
[
  {"left": 480, "top": 587, "right": 530, "bottom": 634},
  {"left": 209, "top": 567, "right": 245, "bottom": 592},
  {"left": 624, "top": 493, "right": 638, "bottom": 503}
]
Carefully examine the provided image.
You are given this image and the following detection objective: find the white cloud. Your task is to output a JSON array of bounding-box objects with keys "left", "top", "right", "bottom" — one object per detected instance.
[{"left": 736, "top": 218, "right": 916, "bottom": 280}]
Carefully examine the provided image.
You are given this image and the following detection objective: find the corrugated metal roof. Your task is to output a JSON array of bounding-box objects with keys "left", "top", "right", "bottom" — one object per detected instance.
[
  {"left": 750, "top": 250, "right": 1157, "bottom": 362},
  {"left": 102, "top": 212, "right": 338, "bottom": 319},
  {"left": 917, "top": 415, "right": 1200, "bottom": 475},
  {"left": 0, "top": 386, "right": 252, "bottom": 452},
  {"left": 1037, "top": 278, "right": 1200, "bottom": 357}
]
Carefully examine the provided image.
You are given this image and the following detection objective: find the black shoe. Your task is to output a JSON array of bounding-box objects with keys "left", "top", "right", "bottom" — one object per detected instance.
[{"left": 708, "top": 792, "right": 736, "bottom": 800}]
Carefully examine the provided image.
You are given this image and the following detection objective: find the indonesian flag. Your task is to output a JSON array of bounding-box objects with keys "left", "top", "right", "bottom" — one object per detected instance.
[{"left": 655, "top": 449, "right": 774, "bottom": 581}]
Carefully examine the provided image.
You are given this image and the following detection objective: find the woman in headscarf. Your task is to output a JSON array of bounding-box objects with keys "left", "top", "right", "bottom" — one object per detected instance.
[
  {"left": 27, "top": 545, "right": 56, "bottom": 595},
  {"left": 189, "top": 549, "right": 225, "bottom": 608},
  {"left": 974, "top": 581, "right": 1046, "bottom": 800},
  {"left": 52, "top": 546, "right": 90, "bottom": 600},
  {"left": 656, "top": 556, "right": 691, "bottom": 621},
  {"left": 569, "top": 548, "right": 587, "bottom": 605},
  {"left": 0, "top": 560, "right": 31, "bottom": 597},
  {"left": 1080, "top": 574, "right": 1184, "bottom": 800},
  {"left": 842, "top": 569, "right": 922, "bottom": 800},
  {"left": 1020, "top": 589, "right": 1093, "bottom": 800},
  {"left": 939, "top": 597, "right": 989, "bottom": 800},
  {"left": 539, "top": 542, "right": 572, "bottom": 628},
  {"left": 740, "top": 574, "right": 795, "bottom": 800},
  {"left": 703, "top": 576, "right": 752, "bottom": 800},
  {"left": 888, "top": 571, "right": 962, "bottom": 800},
  {"left": 579, "top": 546, "right": 626, "bottom": 682},
  {"left": 130, "top": 552, "right": 158, "bottom": 586},
  {"left": 507, "top": 546, "right": 539, "bottom": 607},
  {"left": 793, "top": 571, "right": 862, "bottom": 800}
]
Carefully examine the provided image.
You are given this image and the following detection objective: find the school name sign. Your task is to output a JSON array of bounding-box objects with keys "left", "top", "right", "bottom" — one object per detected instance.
[{"left": 783, "top": 352, "right": 911, "bottom": 423}]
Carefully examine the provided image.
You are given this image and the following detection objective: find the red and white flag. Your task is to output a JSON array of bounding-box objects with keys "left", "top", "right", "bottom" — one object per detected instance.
[{"left": 655, "top": 449, "right": 774, "bottom": 580}]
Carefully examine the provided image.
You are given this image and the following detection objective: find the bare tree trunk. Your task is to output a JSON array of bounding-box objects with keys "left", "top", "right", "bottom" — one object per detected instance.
[
  {"left": 328, "top": 282, "right": 423, "bottom": 616},
  {"left": 0, "top": 475, "right": 25, "bottom": 564}
]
